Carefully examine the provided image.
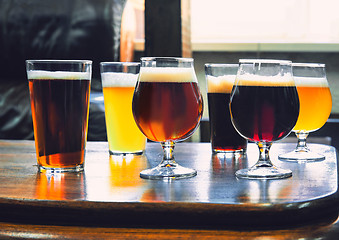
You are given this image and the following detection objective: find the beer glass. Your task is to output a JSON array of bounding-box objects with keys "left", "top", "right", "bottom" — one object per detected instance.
[
  {"left": 205, "top": 64, "right": 247, "bottom": 153},
  {"left": 230, "top": 59, "right": 299, "bottom": 179},
  {"left": 26, "top": 60, "right": 92, "bottom": 173},
  {"left": 132, "top": 57, "right": 204, "bottom": 179},
  {"left": 100, "top": 62, "right": 146, "bottom": 155},
  {"left": 279, "top": 63, "right": 332, "bottom": 161}
]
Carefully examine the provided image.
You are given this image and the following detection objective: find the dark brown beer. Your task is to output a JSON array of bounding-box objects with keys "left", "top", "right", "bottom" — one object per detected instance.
[
  {"left": 29, "top": 78, "right": 90, "bottom": 169},
  {"left": 132, "top": 80, "right": 203, "bottom": 142},
  {"left": 208, "top": 92, "right": 247, "bottom": 151},
  {"left": 230, "top": 85, "right": 299, "bottom": 142}
]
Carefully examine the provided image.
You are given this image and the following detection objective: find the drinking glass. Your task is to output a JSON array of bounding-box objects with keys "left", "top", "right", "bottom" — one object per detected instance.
[
  {"left": 205, "top": 64, "right": 247, "bottom": 153},
  {"left": 100, "top": 62, "right": 146, "bottom": 155},
  {"left": 26, "top": 60, "right": 92, "bottom": 173},
  {"left": 132, "top": 57, "right": 204, "bottom": 179},
  {"left": 230, "top": 59, "right": 299, "bottom": 179},
  {"left": 278, "top": 63, "right": 332, "bottom": 161}
]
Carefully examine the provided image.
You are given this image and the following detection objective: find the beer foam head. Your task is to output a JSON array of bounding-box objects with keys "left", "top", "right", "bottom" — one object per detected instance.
[
  {"left": 101, "top": 72, "right": 138, "bottom": 87},
  {"left": 207, "top": 75, "right": 235, "bottom": 93},
  {"left": 236, "top": 74, "right": 295, "bottom": 86},
  {"left": 294, "top": 76, "right": 329, "bottom": 87},
  {"left": 139, "top": 67, "right": 197, "bottom": 83},
  {"left": 27, "top": 70, "right": 91, "bottom": 80}
]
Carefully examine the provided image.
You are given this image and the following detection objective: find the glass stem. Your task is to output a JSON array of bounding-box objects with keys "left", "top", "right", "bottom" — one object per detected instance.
[
  {"left": 295, "top": 132, "right": 310, "bottom": 152},
  {"left": 161, "top": 141, "right": 177, "bottom": 167},
  {"left": 256, "top": 142, "right": 273, "bottom": 167}
]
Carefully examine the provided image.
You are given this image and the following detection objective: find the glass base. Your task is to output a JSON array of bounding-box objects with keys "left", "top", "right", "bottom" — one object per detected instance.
[
  {"left": 212, "top": 148, "right": 246, "bottom": 154},
  {"left": 38, "top": 164, "right": 84, "bottom": 173},
  {"left": 140, "top": 162, "right": 197, "bottom": 180},
  {"left": 235, "top": 165, "right": 292, "bottom": 179},
  {"left": 109, "top": 150, "right": 144, "bottom": 156},
  {"left": 278, "top": 150, "right": 325, "bottom": 161}
]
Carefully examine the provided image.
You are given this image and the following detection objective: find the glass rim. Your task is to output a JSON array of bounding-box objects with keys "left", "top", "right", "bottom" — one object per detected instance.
[
  {"left": 292, "top": 62, "right": 325, "bottom": 68},
  {"left": 26, "top": 59, "right": 92, "bottom": 64},
  {"left": 100, "top": 62, "right": 140, "bottom": 66},
  {"left": 239, "top": 59, "right": 292, "bottom": 65},
  {"left": 140, "top": 57, "right": 194, "bottom": 62},
  {"left": 205, "top": 63, "right": 239, "bottom": 68}
]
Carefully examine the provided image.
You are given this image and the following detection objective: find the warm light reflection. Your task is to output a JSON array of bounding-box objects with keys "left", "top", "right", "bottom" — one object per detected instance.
[
  {"left": 108, "top": 154, "right": 149, "bottom": 201},
  {"left": 35, "top": 172, "right": 85, "bottom": 200},
  {"left": 212, "top": 152, "right": 246, "bottom": 175},
  {"left": 109, "top": 154, "right": 147, "bottom": 188}
]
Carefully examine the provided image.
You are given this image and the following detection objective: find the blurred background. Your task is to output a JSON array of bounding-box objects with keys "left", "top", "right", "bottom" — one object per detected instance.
[{"left": 1, "top": 0, "right": 338, "bottom": 147}]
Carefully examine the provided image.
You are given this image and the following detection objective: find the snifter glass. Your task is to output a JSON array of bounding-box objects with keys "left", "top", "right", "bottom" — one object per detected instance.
[
  {"left": 278, "top": 63, "right": 332, "bottom": 161},
  {"left": 230, "top": 59, "right": 299, "bottom": 179},
  {"left": 132, "top": 57, "right": 204, "bottom": 179}
]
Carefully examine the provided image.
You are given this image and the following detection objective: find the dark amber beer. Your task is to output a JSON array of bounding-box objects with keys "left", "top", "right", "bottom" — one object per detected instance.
[
  {"left": 132, "top": 68, "right": 203, "bottom": 142},
  {"left": 230, "top": 81, "right": 299, "bottom": 142},
  {"left": 230, "top": 59, "right": 298, "bottom": 179},
  {"left": 206, "top": 64, "right": 247, "bottom": 152},
  {"left": 27, "top": 60, "right": 92, "bottom": 172}
]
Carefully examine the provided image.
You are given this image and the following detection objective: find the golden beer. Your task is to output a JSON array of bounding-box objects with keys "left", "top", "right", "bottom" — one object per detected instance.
[
  {"left": 102, "top": 72, "right": 146, "bottom": 154},
  {"left": 293, "top": 77, "right": 332, "bottom": 132}
]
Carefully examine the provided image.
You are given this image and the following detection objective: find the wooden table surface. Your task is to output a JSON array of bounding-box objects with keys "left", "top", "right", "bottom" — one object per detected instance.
[{"left": 0, "top": 140, "right": 338, "bottom": 239}]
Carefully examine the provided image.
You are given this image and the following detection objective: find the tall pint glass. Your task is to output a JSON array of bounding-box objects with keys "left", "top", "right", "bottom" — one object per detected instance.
[
  {"left": 26, "top": 60, "right": 92, "bottom": 173},
  {"left": 205, "top": 64, "right": 247, "bottom": 153},
  {"left": 100, "top": 62, "right": 146, "bottom": 155}
]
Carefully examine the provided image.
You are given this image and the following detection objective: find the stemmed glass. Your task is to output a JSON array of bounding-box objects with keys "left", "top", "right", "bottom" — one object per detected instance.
[
  {"left": 229, "top": 59, "right": 300, "bottom": 179},
  {"left": 132, "top": 57, "right": 204, "bottom": 179},
  {"left": 278, "top": 63, "right": 332, "bottom": 161}
]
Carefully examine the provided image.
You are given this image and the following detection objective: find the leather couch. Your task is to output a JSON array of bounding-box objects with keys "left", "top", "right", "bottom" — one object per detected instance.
[{"left": 0, "top": 0, "right": 126, "bottom": 140}]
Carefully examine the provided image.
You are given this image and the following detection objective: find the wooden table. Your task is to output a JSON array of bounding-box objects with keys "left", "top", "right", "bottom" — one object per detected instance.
[{"left": 0, "top": 140, "right": 338, "bottom": 239}]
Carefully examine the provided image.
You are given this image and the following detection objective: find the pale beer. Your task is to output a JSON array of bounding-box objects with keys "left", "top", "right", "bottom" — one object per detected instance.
[{"left": 101, "top": 71, "right": 146, "bottom": 154}]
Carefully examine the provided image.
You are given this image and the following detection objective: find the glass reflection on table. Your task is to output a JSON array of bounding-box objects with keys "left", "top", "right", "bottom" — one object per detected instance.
[
  {"left": 85, "top": 153, "right": 150, "bottom": 201},
  {"left": 35, "top": 172, "right": 85, "bottom": 200}
]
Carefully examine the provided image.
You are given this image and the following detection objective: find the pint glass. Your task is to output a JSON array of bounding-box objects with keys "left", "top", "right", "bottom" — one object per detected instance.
[
  {"left": 26, "top": 60, "right": 92, "bottom": 173},
  {"left": 205, "top": 64, "right": 247, "bottom": 153},
  {"left": 100, "top": 62, "right": 146, "bottom": 155}
]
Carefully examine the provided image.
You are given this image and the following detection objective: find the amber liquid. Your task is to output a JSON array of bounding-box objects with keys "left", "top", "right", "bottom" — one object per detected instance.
[
  {"left": 29, "top": 78, "right": 90, "bottom": 169},
  {"left": 293, "top": 85, "right": 332, "bottom": 132},
  {"left": 132, "top": 82, "right": 203, "bottom": 142}
]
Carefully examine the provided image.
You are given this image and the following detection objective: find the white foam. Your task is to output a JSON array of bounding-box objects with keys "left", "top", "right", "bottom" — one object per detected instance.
[
  {"left": 293, "top": 76, "right": 329, "bottom": 87},
  {"left": 27, "top": 70, "right": 91, "bottom": 80},
  {"left": 207, "top": 75, "right": 235, "bottom": 93},
  {"left": 139, "top": 67, "right": 197, "bottom": 83},
  {"left": 101, "top": 72, "right": 138, "bottom": 87},
  {"left": 236, "top": 73, "right": 295, "bottom": 86}
]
